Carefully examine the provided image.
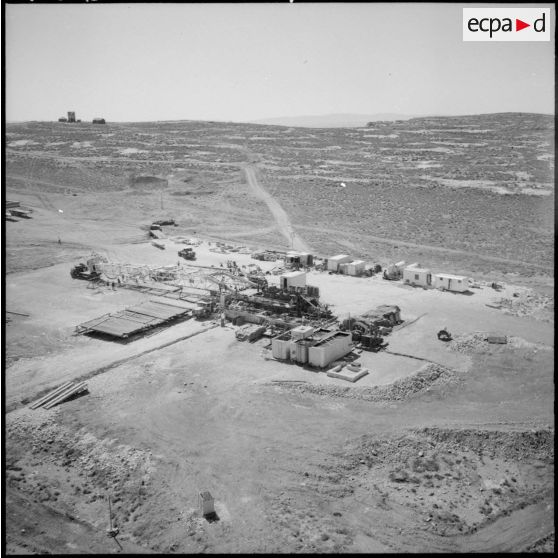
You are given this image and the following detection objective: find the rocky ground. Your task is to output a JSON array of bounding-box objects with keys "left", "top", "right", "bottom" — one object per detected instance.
[
  {"left": 4, "top": 115, "right": 554, "bottom": 553},
  {"left": 273, "top": 362, "right": 461, "bottom": 403}
]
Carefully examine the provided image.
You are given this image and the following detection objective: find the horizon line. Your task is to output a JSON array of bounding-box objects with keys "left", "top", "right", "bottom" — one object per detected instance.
[{"left": 6, "top": 110, "right": 555, "bottom": 125}]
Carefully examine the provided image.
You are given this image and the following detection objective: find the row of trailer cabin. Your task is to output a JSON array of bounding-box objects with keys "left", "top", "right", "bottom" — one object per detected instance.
[
  {"left": 284, "top": 250, "right": 468, "bottom": 293},
  {"left": 402, "top": 263, "right": 468, "bottom": 293},
  {"left": 324, "top": 255, "right": 468, "bottom": 293}
]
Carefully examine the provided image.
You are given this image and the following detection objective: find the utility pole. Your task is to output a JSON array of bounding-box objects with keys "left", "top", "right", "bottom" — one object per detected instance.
[
  {"left": 219, "top": 283, "right": 226, "bottom": 327},
  {"left": 106, "top": 494, "right": 121, "bottom": 547},
  {"left": 160, "top": 189, "right": 164, "bottom": 210}
]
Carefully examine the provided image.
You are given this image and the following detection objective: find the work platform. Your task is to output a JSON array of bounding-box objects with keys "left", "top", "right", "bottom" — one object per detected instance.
[{"left": 76, "top": 299, "right": 193, "bottom": 339}]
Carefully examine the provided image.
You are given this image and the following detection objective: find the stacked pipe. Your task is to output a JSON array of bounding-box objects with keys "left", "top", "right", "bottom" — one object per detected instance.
[{"left": 29, "top": 381, "right": 88, "bottom": 410}]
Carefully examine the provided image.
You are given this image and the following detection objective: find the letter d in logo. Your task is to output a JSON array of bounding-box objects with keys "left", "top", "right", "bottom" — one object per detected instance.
[{"left": 534, "top": 13, "right": 546, "bottom": 32}]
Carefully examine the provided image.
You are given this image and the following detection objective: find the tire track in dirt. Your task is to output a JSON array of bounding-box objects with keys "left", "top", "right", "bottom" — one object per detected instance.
[
  {"left": 242, "top": 164, "right": 311, "bottom": 253},
  {"left": 8, "top": 324, "right": 219, "bottom": 413},
  {"left": 453, "top": 493, "right": 554, "bottom": 552},
  {"left": 7, "top": 174, "right": 85, "bottom": 194}
]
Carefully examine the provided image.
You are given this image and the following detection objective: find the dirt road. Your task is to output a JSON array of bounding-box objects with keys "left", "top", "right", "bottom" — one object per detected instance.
[{"left": 243, "top": 164, "right": 311, "bottom": 253}]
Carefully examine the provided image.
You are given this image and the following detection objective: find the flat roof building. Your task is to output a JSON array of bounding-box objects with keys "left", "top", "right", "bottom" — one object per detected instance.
[
  {"left": 433, "top": 273, "right": 468, "bottom": 293},
  {"left": 280, "top": 270, "right": 306, "bottom": 289},
  {"left": 272, "top": 327, "right": 352, "bottom": 368},
  {"left": 403, "top": 263, "right": 432, "bottom": 287},
  {"left": 327, "top": 254, "right": 352, "bottom": 272}
]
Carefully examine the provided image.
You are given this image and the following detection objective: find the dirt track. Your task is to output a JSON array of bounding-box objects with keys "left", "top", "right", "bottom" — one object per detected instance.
[{"left": 243, "top": 164, "right": 311, "bottom": 253}]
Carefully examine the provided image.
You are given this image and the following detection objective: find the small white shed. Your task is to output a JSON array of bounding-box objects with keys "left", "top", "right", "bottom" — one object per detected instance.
[
  {"left": 433, "top": 273, "right": 468, "bottom": 293},
  {"left": 403, "top": 263, "right": 432, "bottom": 287},
  {"left": 327, "top": 255, "right": 352, "bottom": 272},
  {"left": 280, "top": 270, "right": 306, "bottom": 289},
  {"left": 198, "top": 491, "right": 215, "bottom": 517}
]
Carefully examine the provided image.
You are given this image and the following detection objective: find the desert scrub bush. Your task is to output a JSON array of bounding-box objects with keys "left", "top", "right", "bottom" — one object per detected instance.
[
  {"left": 411, "top": 457, "right": 440, "bottom": 473},
  {"left": 480, "top": 504, "right": 493, "bottom": 516},
  {"left": 389, "top": 469, "right": 409, "bottom": 483}
]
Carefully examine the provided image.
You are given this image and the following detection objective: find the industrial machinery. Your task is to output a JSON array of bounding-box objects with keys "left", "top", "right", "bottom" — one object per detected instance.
[
  {"left": 353, "top": 331, "right": 385, "bottom": 351},
  {"left": 247, "top": 273, "right": 268, "bottom": 291},
  {"left": 437, "top": 328, "right": 452, "bottom": 342},
  {"left": 70, "top": 263, "right": 101, "bottom": 281},
  {"left": 339, "top": 316, "right": 384, "bottom": 350},
  {"left": 339, "top": 305, "right": 401, "bottom": 351},
  {"left": 178, "top": 247, "right": 196, "bottom": 261},
  {"left": 193, "top": 300, "right": 215, "bottom": 319},
  {"left": 383, "top": 261, "right": 406, "bottom": 281},
  {"left": 153, "top": 218, "right": 176, "bottom": 226},
  {"left": 70, "top": 253, "right": 108, "bottom": 280}
]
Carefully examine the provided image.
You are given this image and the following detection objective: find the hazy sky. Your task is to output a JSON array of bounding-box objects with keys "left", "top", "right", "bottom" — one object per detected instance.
[{"left": 5, "top": 2, "right": 555, "bottom": 122}]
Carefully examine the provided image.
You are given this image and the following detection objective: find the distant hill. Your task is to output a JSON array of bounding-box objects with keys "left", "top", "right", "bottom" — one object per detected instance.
[{"left": 250, "top": 113, "right": 418, "bottom": 128}]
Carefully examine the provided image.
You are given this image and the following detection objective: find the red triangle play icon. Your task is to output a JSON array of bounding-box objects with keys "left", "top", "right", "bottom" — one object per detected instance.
[{"left": 516, "top": 19, "right": 530, "bottom": 31}]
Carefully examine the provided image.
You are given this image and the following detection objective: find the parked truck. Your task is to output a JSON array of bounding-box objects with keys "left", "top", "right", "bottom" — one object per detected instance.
[{"left": 178, "top": 247, "right": 196, "bottom": 261}]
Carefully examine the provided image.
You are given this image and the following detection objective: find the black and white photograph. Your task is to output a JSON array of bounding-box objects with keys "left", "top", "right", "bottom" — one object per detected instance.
[{"left": 3, "top": 1, "right": 554, "bottom": 553}]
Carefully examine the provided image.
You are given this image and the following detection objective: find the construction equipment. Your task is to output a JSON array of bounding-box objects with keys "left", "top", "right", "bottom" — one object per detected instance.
[
  {"left": 70, "top": 263, "right": 101, "bottom": 280},
  {"left": 178, "top": 247, "right": 196, "bottom": 261},
  {"left": 153, "top": 218, "right": 176, "bottom": 226},
  {"left": 235, "top": 324, "right": 266, "bottom": 342},
  {"left": 247, "top": 273, "right": 268, "bottom": 291},
  {"left": 437, "top": 328, "right": 452, "bottom": 342},
  {"left": 356, "top": 332, "right": 385, "bottom": 351},
  {"left": 340, "top": 318, "right": 383, "bottom": 347},
  {"left": 71, "top": 253, "right": 108, "bottom": 280},
  {"left": 339, "top": 305, "right": 401, "bottom": 351},
  {"left": 193, "top": 300, "right": 214, "bottom": 319},
  {"left": 383, "top": 261, "right": 406, "bottom": 281}
]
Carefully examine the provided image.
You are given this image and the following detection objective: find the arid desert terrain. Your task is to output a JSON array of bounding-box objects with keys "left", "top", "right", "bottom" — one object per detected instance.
[{"left": 4, "top": 113, "right": 554, "bottom": 553}]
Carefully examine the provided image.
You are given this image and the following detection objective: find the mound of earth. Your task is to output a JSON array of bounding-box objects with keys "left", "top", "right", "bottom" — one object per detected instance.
[
  {"left": 450, "top": 332, "right": 491, "bottom": 354},
  {"left": 492, "top": 290, "right": 554, "bottom": 322},
  {"left": 275, "top": 363, "right": 460, "bottom": 402},
  {"left": 129, "top": 175, "right": 168, "bottom": 188},
  {"left": 6, "top": 410, "right": 155, "bottom": 540},
  {"left": 319, "top": 427, "right": 554, "bottom": 546}
]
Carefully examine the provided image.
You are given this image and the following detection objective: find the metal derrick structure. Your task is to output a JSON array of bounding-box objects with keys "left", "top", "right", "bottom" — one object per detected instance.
[
  {"left": 95, "top": 260, "right": 258, "bottom": 294},
  {"left": 82, "top": 253, "right": 330, "bottom": 321}
]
